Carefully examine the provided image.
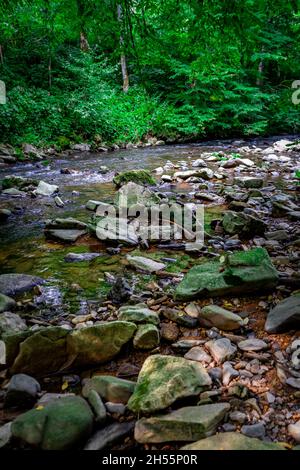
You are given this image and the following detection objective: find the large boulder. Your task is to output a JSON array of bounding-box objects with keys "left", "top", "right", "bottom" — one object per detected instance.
[
  {"left": 265, "top": 295, "right": 300, "bottom": 333},
  {"left": 11, "top": 396, "right": 93, "bottom": 450},
  {"left": 181, "top": 432, "right": 286, "bottom": 450},
  {"left": 127, "top": 355, "right": 212, "bottom": 414},
  {"left": 0, "top": 274, "right": 45, "bottom": 296},
  {"left": 113, "top": 170, "right": 156, "bottom": 187},
  {"left": 67, "top": 321, "right": 137, "bottom": 368},
  {"left": 83, "top": 376, "right": 136, "bottom": 404},
  {"left": 135, "top": 403, "right": 230, "bottom": 443},
  {"left": 175, "top": 248, "right": 278, "bottom": 301}
]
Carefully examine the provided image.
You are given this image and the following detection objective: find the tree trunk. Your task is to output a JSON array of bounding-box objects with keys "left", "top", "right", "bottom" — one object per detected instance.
[
  {"left": 80, "top": 31, "right": 90, "bottom": 52},
  {"left": 256, "top": 47, "right": 264, "bottom": 87},
  {"left": 0, "top": 45, "right": 3, "bottom": 65},
  {"left": 117, "top": 4, "right": 129, "bottom": 93}
]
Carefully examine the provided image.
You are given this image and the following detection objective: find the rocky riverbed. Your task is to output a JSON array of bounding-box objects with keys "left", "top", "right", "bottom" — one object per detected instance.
[{"left": 0, "top": 136, "right": 300, "bottom": 451}]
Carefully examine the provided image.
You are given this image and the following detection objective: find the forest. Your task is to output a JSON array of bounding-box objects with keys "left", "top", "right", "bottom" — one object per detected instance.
[{"left": 0, "top": 0, "right": 300, "bottom": 148}]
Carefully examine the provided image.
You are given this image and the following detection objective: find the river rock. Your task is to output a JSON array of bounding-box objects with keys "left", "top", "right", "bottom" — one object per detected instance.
[
  {"left": 2, "top": 175, "right": 37, "bottom": 191},
  {"left": 288, "top": 421, "right": 300, "bottom": 443},
  {"left": 4, "top": 374, "right": 41, "bottom": 408},
  {"left": 192, "top": 159, "right": 207, "bottom": 167},
  {"left": 86, "top": 389, "right": 106, "bottom": 424},
  {"left": 95, "top": 216, "right": 139, "bottom": 245},
  {"left": 174, "top": 168, "right": 214, "bottom": 180},
  {"left": 115, "top": 182, "right": 160, "bottom": 208},
  {"left": 2, "top": 188, "right": 27, "bottom": 197},
  {"left": 46, "top": 229, "right": 87, "bottom": 242},
  {"left": 126, "top": 255, "right": 166, "bottom": 273},
  {"left": 133, "top": 324, "right": 160, "bottom": 349},
  {"left": 265, "top": 295, "right": 300, "bottom": 333},
  {"left": 0, "top": 293, "right": 16, "bottom": 313},
  {"left": 206, "top": 338, "right": 237, "bottom": 364},
  {"left": 67, "top": 321, "right": 137, "bottom": 369},
  {"left": 238, "top": 338, "right": 268, "bottom": 352},
  {"left": 241, "top": 422, "right": 265, "bottom": 439},
  {"left": 0, "top": 273, "right": 45, "bottom": 296},
  {"left": 181, "top": 432, "right": 285, "bottom": 450},
  {"left": 11, "top": 396, "right": 93, "bottom": 450},
  {"left": 234, "top": 176, "right": 264, "bottom": 189},
  {"left": 222, "top": 362, "right": 239, "bottom": 386},
  {"left": 222, "top": 211, "right": 266, "bottom": 236},
  {"left": 0, "top": 208, "right": 11, "bottom": 222},
  {"left": 0, "top": 312, "right": 27, "bottom": 336},
  {"left": 162, "top": 307, "right": 198, "bottom": 327},
  {"left": 113, "top": 170, "right": 156, "bottom": 187},
  {"left": 86, "top": 200, "right": 111, "bottom": 211},
  {"left": 134, "top": 403, "right": 230, "bottom": 443},
  {"left": 64, "top": 252, "right": 102, "bottom": 262},
  {"left": 108, "top": 277, "right": 132, "bottom": 303},
  {"left": 160, "top": 322, "right": 179, "bottom": 341},
  {"left": 175, "top": 248, "right": 278, "bottom": 300},
  {"left": 84, "top": 422, "right": 135, "bottom": 451},
  {"left": 34, "top": 181, "right": 58, "bottom": 196},
  {"left": 127, "top": 355, "right": 211, "bottom": 413},
  {"left": 0, "top": 423, "right": 12, "bottom": 449},
  {"left": 184, "top": 347, "right": 212, "bottom": 363},
  {"left": 117, "top": 303, "right": 159, "bottom": 325},
  {"left": 199, "top": 305, "right": 245, "bottom": 331},
  {"left": 83, "top": 376, "right": 136, "bottom": 404}
]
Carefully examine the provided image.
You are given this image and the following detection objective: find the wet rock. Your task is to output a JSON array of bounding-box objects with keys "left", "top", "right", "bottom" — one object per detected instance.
[
  {"left": 174, "top": 169, "right": 214, "bottom": 180},
  {"left": 86, "top": 390, "right": 106, "bottom": 424},
  {"left": 199, "top": 305, "right": 245, "bottom": 331},
  {"left": 105, "top": 402, "right": 126, "bottom": 415},
  {"left": 135, "top": 403, "right": 230, "bottom": 443},
  {"left": 0, "top": 273, "right": 45, "bottom": 296},
  {"left": 0, "top": 293, "right": 16, "bottom": 313},
  {"left": 241, "top": 422, "right": 265, "bottom": 439},
  {"left": 175, "top": 248, "right": 278, "bottom": 300},
  {"left": 238, "top": 339, "right": 268, "bottom": 352},
  {"left": 54, "top": 196, "right": 64, "bottom": 207},
  {"left": 265, "top": 295, "right": 300, "bottom": 333},
  {"left": 126, "top": 255, "right": 166, "bottom": 273},
  {"left": 206, "top": 338, "right": 237, "bottom": 364},
  {"left": 118, "top": 303, "right": 159, "bottom": 325},
  {"left": 162, "top": 307, "right": 198, "bottom": 327},
  {"left": 4, "top": 374, "right": 41, "bottom": 408},
  {"left": 34, "top": 181, "right": 58, "bottom": 197},
  {"left": 12, "top": 396, "right": 93, "bottom": 450},
  {"left": 181, "top": 432, "right": 285, "bottom": 450},
  {"left": 222, "top": 211, "right": 266, "bottom": 237},
  {"left": 113, "top": 170, "right": 156, "bottom": 187},
  {"left": 84, "top": 422, "right": 135, "bottom": 451},
  {"left": 86, "top": 200, "right": 110, "bottom": 211},
  {"left": 64, "top": 252, "right": 102, "bottom": 262},
  {"left": 288, "top": 421, "right": 300, "bottom": 443},
  {"left": 160, "top": 322, "right": 179, "bottom": 342},
  {"left": 83, "top": 375, "right": 136, "bottom": 404},
  {"left": 108, "top": 277, "right": 132, "bottom": 304},
  {"left": 133, "top": 324, "right": 160, "bottom": 349},
  {"left": 127, "top": 355, "right": 212, "bottom": 413},
  {"left": 0, "top": 312, "right": 27, "bottom": 336}
]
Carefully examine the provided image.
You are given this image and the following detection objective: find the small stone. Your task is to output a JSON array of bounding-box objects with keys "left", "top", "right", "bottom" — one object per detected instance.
[
  {"left": 4, "top": 374, "right": 41, "bottom": 408},
  {"left": 206, "top": 338, "right": 237, "bottom": 364},
  {"left": 222, "top": 362, "right": 239, "bottom": 386},
  {"left": 82, "top": 376, "right": 136, "bottom": 404},
  {"left": 160, "top": 322, "right": 179, "bottom": 342},
  {"left": 0, "top": 293, "right": 16, "bottom": 313},
  {"left": 241, "top": 422, "right": 265, "bottom": 439},
  {"left": 238, "top": 339, "right": 268, "bottom": 352},
  {"left": 84, "top": 422, "right": 134, "bottom": 451},
  {"left": 288, "top": 421, "right": 300, "bottom": 443},
  {"left": 133, "top": 324, "right": 159, "bottom": 350},
  {"left": 229, "top": 411, "right": 247, "bottom": 424},
  {"left": 118, "top": 303, "right": 159, "bottom": 325},
  {"left": 105, "top": 402, "right": 126, "bottom": 415},
  {"left": 0, "top": 422, "right": 12, "bottom": 449},
  {"left": 199, "top": 305, "right": 245, "bottom": 331},
  {"left": 126, "top": 255, "right": 166, "bottom": 273},
  {"left": 184, "top": 347, "right": 212, "bottom": 363},
  {"left": 86, "top": 389, "right": 106, "bottom": 424}
]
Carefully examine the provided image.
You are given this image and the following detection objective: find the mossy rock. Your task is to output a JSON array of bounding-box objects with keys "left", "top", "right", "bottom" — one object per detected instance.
[
  {"left": 175, "top": 248, "right": 278, "bottom": 301},
  {"left": 127, "top": 355, "right": 212, "bottom": 414},
  {"left": 113, "top": 170, "right": 156, "bottom": 187},
  {"left": 181, "top": 432, "right": 286, "bottom": 450},
  {"left": 11, "top": 396, "right": 93, "bottom": 450},
  {"left": 133, "top": 324, "right": 160, "bottom": 350},
  {"left": 82, "top": 375, "right": 136, "bottom": 404}
]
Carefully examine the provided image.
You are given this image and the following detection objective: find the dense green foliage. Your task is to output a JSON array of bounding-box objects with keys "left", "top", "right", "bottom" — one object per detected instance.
[{"left": 0, "top": 0, "right": 300, "bottom": 147}]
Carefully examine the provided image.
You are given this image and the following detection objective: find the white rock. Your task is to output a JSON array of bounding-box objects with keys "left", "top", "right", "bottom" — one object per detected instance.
[{"left": 35, "top": 181, "right": 58, "bottom": 196}]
